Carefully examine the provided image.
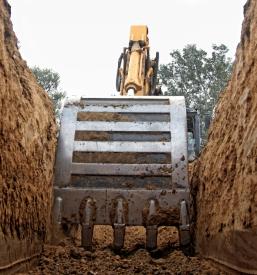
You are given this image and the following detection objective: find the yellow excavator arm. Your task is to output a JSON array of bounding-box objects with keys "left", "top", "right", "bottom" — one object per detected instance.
[{"left": 116, "top": 25, "right": 160, "bottom": 96}]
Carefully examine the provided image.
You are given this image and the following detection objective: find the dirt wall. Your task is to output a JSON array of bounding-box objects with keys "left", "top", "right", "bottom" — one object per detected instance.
[
  {"left": 0, "top": 0, "right": 56, "bottom": 273},
  {"left": 191, "top": 0, "right": 257, "bottom": 273}
]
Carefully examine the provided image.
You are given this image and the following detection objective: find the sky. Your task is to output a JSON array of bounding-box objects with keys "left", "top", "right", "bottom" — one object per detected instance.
[{"left": 9, "top": 0, "right": 246, "bottom": 97}]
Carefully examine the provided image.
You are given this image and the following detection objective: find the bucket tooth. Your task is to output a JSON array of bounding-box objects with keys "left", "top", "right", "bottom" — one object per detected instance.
[
  {"left": 146, "top": 199, "right": 158, "bottom": 250},
  {"left": 81, "top": 198, "right": 95, "bottom": 250},
  {"left": 146, "top": 225, "right": 158, "bottom": 250},
  {"left": 113, "top": 197, "right": 126, "bottom": 250},
  {"left": 179, "top": 200, "right": 190, "bottom": 246},
  {"left": 53, "top": 196, "right": 63, "bottom": 230},
  {"left": 51, "top": 196, "right": 64, "bottom": 243},
  {"left": 113, "top": 223, "right": 125, "bottom": 250}
]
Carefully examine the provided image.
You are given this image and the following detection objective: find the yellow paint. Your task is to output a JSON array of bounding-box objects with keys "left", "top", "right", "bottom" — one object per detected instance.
[
  {"left": 129, "top": 25, "right": 149, "bottom": 45},
  {"left": 119, "top": 25, "right": 156, "bottom": 96}
]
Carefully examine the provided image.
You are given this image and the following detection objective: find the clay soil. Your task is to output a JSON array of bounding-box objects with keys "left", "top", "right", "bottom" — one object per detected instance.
[
  {"left": 190, "top": 0, "right": 257, "bottom": 272},
  {"left": 0, "top": 0, "right": 56, "bottom": 270},
  {"left": 20, "top": 226, "right": 223, "bottom": 275}
]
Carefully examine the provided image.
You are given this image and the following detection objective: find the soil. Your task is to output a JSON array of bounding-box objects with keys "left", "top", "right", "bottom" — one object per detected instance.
[
  {"left": 20, "top": 226, "right": 223, "bottom": 275},
  {"left": 0, "top": 0, "right": 56, "bottom": 270},
  {"left": 77, "top": 112, "right": 132, "bottom": 122},
  {"left": 75, "top": 131, "right": 111, "bottom": 141},
  {"left": 142, "top": 207, "right": 180, "bottom": 226},
  {"left": 190, "top": 0, "right": 257, "bottom": 272}
]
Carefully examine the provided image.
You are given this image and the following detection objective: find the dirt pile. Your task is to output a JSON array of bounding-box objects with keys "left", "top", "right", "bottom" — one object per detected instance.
[
  {"left": 191, "top": 0, "right": 257, "bottom": 273},
  {"left": 22, "top": 226, "right": 222, "bottom": 275},
  {"left": 0, "top": 0, "right": 56, "bottom": 273}
]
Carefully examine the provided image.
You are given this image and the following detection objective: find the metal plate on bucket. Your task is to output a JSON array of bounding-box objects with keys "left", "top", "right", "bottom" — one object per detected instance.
[{"left": 54, "top": 96, "right": 188, "bottom": 228}]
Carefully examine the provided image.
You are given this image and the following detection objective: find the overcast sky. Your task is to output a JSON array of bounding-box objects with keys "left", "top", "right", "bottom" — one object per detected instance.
[{"left": 9, "top": 0, "right": 246, "bottom": 97}]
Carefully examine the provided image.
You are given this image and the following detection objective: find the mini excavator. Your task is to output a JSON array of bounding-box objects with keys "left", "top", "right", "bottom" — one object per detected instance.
[{"left": 53, "top": 26, "right": 200, "bottom": 251}]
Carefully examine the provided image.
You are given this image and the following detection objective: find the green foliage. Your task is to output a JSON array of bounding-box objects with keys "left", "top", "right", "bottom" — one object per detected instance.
[
  {"left": 31, "top": 66, "right": 66, "bottom": 119},
  {"left": 159, "top": 44, "right": 233, "bottom": 141}
]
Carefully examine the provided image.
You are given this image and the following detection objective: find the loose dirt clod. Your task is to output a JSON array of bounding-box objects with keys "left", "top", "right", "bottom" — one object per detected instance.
[{"left": 77, "top": 112, "right": 132, "bottom": 122}]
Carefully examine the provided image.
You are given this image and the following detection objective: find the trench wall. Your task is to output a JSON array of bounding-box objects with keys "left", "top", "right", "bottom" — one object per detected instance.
[
  {"left": 0, "top": 0, "right": 56, "bottom": 272},
  {"left": 191, "top": 0, "right": 257, "bottom": 273}
]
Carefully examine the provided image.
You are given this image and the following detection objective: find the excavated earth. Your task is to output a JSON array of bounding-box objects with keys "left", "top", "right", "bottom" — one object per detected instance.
[{"left": 20, "top": 226, "right": 222, "bottom": 275}]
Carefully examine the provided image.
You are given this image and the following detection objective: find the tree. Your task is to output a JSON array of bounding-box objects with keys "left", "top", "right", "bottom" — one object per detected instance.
[
  {"left": 31, "top": 66, "right": 66, "bottom": 119},
  {"left": 158, "top": 44, "right": 233, "bottom": 141}
]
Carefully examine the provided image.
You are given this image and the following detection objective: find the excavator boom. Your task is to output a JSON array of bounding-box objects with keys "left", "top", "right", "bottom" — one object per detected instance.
[{"left": 116, "top": 25, "right": 159, "bottom": 96}]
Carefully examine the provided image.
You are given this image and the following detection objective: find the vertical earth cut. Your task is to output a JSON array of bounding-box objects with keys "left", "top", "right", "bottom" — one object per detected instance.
[
  {"left": 0, "top": 0, "right": 56, "bottom": 272},
  {"left": 191, "top": 0, "right": 257, "bottom": 273}
]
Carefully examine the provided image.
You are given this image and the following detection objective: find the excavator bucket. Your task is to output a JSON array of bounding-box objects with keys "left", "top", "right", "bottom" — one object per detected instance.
[{"left": 53, "top": 96, "right": 190, "bottom": 250}]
